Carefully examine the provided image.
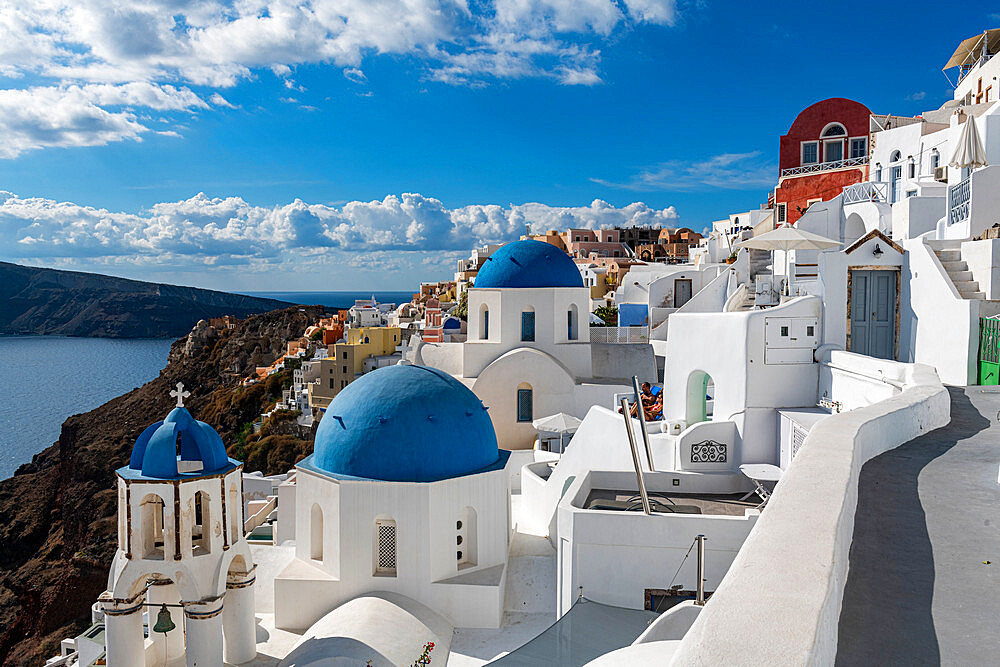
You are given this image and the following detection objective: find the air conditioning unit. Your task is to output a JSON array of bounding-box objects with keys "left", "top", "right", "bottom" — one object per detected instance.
[{"left": 934, "top": 166, "right": 948, "bottom": 183}]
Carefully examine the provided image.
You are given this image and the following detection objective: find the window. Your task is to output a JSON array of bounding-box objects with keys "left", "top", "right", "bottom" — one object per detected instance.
[
  {"left": 908, "top": 160, "right": 916, "bottom": 179},
  {"left": 806, "top": 325, "right": 815, "bottom": 336},
  {"left": 329, "top": 378, "right": 335, "bottom": 389},
  {"left": 374, "top": 518, "right": 397, "bottom": 576},
  {"left": 776, "top": 203, "right": 787, "bottom": 223},
  {"left": 521, "top": 310, "right": 535, "bottom": 342},
  {"left": 193, "top": 491, "right": 211, "bottom": 554},
  {"left": 342, "top": 365, "right": 347, "bottom": 374},
  {"left": 906, "top": 190, "right": 917, "bottom": 198},
  {"left": 780, "top": 326, "right": 789, "bottom": 336},
  {"left": 890, "top": 150, "right": 901, "bottom": 163},
  {"left": 931, "top": 151, "right": 940, "bottom": 169},
  {"left": 310, "top": 504, "right": 324, "bottom": 561},
  {"left": 341, "top": 351, "right": 346, "bottom": 360},
  {"left": 457, "top": 507, "right": 478, "bottom": 570},
  {"left": 480, "top": 306, "right": 489, "bottom": 340},
  {"left": 567, "top": 305, "right": 579, "bottom": 341},
  {"left": 517, "top": 387, "right": 533, "bottom": 422},
  {"left": 850, "top": 138, "right": 867, "bottom": 159},
  {"left": 824, "top": 140, "right": 843, "bottom": 162},
  {"left": 822, "top": 123, "right": 846, "bottom": 137},
  {"left": 802, "top": 142, "right": 818, "bottom": 164}
]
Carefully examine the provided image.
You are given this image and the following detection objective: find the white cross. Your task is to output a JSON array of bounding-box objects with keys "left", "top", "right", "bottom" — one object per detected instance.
[{"left": 170, "top": 382, "right": 191, "bottom": 408}]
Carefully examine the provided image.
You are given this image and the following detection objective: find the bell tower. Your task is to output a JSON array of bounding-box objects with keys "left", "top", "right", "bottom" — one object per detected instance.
[{"left": 102, "top": 383, "right": 257, "bottom": 666}]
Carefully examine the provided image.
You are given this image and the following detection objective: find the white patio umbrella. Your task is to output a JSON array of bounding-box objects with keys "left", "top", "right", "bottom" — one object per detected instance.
[
  {"left": 950, "top": 114, "right": 988, "bottom": 170},
  {"left": 588, "top": 312, "right": 605, "bottom": 325},
  {"left": 532, "top": 412, "right": 582, "bottom": 433},
  {"left": 738, "top": 224, "right": 841, "bottom": 295}
]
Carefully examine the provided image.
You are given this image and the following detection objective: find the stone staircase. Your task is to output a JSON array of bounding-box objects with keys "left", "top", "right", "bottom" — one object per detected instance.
[
  {"left": 748, "top": 248, "right": 771, "bottom": 280},
  {"left": 932, "top": 242, "right": 985, "bottom": 299}
]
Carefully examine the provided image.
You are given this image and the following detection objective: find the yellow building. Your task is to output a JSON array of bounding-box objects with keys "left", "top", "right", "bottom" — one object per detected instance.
[{"left": 308, "top": 327, "right": 401, "bottom": 409}]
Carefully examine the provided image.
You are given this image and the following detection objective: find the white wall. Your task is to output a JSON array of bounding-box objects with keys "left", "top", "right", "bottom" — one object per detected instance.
[
  {"left": 892, "top": 195, "right": 946, "bottom": 241},
  {"left": 961, "top": 238, "right": 1000, "bottom": 299},
  {"left": 670, "top": 362, "right": 949, "bottom": 665}
]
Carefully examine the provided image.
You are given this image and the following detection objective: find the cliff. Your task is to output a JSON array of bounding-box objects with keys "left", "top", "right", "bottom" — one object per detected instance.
[
  {"left": 0, "top": 307, "right": 323, "bottom": 665},
  {"left": 0, "top": 262, "right": 294, "bottom": 338}
]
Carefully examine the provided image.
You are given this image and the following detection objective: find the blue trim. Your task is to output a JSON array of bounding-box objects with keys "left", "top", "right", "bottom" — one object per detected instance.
[
  {"left": 298, "top": 450, "right": 510, "bottom": 483},
  {"left": 117, "top": 458, "right": 241, "bottom": 482}
]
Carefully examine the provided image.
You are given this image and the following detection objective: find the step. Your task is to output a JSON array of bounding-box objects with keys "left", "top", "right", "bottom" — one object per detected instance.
[
  {"left": 962, "top": 291, "right": 986, "bottom": 300},
  {"left": 941, "top": 260, "right": 969, "bottom": 272},
  {"left": 935, "top": 249, "right": 962, "bottom": 262},
  {"left": 948, "top": 269, "right": 974, "bottom": 282},
  {"left": 955, "top": 281, "right": 982, "bottom": 294}
]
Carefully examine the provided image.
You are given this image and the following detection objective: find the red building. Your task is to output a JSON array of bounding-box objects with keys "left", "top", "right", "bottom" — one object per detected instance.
[{"left": 772, "top": 98, "right": 871, "bottom": 225}]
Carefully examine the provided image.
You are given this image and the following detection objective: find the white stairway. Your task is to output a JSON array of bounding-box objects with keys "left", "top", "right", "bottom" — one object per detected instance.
[{"left": 932, "top": 242, "right": 985, "bottom": 300}]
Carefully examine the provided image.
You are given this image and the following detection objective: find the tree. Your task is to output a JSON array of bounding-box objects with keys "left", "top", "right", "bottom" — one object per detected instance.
[
  {"left": 453, "top": 289, "right": 468, "bottom": 321},
  {"left": 594, "top": 305, "right": 617, "bottom": 326}
]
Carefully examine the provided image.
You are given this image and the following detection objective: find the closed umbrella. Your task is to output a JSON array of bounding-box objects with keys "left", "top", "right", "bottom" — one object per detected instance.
[
  {"left": 738, "top": 224, "right": 841, "bottom": 295},
  {"left": 950, "top": 114, "right": 988, "bottom": 170}
]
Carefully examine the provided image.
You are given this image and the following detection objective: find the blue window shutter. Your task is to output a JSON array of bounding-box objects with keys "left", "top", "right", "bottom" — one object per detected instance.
[
  {"left": 517, "top": 389, "right": 533, "bottom": 422},
  {"left": 521, "top": 311, "right": 535, "bottom": 341}
]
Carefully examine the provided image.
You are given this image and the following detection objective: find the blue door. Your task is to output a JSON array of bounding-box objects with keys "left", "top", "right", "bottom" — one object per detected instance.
[{"left": 850, "top": 270, "right": 897, "bottom": 359}]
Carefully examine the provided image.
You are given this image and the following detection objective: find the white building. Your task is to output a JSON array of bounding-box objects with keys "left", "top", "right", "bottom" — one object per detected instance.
[
  {"left": 101, "top": 385, "right": 256, "bottom": 667},
  {"left": 273, "top": 363, "right": 512, "bottom": 635},
  {"left": 407, "top": 239, "right": 657, "bottom": 449}
]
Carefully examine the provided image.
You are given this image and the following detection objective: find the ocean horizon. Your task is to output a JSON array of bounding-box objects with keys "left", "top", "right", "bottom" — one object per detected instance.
[{"left": 243, "top": 290, "right": 418, "bottom": 310}]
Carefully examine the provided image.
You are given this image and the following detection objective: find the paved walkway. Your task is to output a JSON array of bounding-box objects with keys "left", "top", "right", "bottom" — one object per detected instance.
[{"left": 837, "top": 386, "right": 1000, "bottom": 665}]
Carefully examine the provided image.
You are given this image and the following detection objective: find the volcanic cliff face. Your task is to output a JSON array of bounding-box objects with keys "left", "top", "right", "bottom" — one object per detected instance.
[
  {"left": 0, "top": 261, "right": 294, "bottom": 338},
  {"left": 0, "top": 306, "right": 322, "bottom": 666}
]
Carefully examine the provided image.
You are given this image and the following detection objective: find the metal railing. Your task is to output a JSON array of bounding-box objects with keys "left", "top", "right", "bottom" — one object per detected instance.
[
  {"left": 590, "top": 326, "right": 649, "bottom": 343},
  {"left": 947, "top": 176, "right": 971, "bottom": 225},
  {"left": 781, "top": 155, "right": 868, "bottom": 178},
  {"left": 843, "top": 180, "right": 889, "bottom": 204}
]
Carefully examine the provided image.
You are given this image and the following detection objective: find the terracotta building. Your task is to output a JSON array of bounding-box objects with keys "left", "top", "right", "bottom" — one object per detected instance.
[{"left": 771, "top": 98, "right": 872, "bottom": 225}]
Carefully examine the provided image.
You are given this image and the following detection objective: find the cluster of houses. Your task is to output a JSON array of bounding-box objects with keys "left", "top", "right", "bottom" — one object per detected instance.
[{"left": 49, "top": 28, "right": 1000, "bottom": 667}]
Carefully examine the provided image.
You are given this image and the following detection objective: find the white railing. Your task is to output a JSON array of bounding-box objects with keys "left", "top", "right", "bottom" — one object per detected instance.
[
  {"left": 781, "top": 155, "right": 868, "bottom": 178},
  {"left": 244, "top": 495, "right": 277, "bottom": 534},
  {"left": 843, "top": 181, "right": 888, "bottom": 204},
  {"left": 947, "top": 176, "right": 971, "bottom": 225},
  {"left": 590, "top": 326, "right": 649, "bottom": 343}
]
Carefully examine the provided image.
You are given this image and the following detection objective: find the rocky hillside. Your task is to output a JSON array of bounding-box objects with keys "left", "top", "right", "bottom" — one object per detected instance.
[
  {"left": 0, "top": 306, "right": 323, "bottom": 666},
  {"left": 0, "top": 261, "right": 294, "bottom": 338}
]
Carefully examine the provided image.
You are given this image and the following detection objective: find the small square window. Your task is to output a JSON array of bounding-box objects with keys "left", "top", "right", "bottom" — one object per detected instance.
[
  {"left": 780, "top": 326, "right": 789, "bottom": 336},
  {"left": 806, "top": 326, "right": 815, "bottom": 336},
  {"left": 802, "top": 142, "right": 818, "bottom": 164}
]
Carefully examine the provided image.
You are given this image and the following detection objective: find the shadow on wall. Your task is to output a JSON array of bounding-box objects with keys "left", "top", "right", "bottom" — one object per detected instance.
[{"left": 835, "top": 387, "right": 989, "bottom": 665}]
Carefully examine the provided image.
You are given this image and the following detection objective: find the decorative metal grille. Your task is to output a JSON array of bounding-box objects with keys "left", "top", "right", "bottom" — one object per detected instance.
[
  {"left": 376, "top": 521, "right": 396, "bottom": 573},
  {"left": 517, "top": 389, "right": 533, "bottom": 422},
  {"left": 791, "top": 425, "right": 808, "bottom": 459},
  {"left": 948, "top": 177, "right": 971, "bottom": 226},
  {"left": 690, "top": 440, "right": 727, "bottom": 463}
]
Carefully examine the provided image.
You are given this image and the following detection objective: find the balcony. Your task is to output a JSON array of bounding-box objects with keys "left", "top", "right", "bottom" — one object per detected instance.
[
  {"left": 781, "top": 155, "right": 868, "bottom": 178},
  {"left": 843, "top": 181, "right": 889, "bottom": 205},
  {"left": 947, "top": 177, "right": 971, "bottom": 226}
]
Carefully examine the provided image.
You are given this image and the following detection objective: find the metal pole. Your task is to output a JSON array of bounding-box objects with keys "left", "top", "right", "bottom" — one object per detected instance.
[
  {"left": 695, "top": 534, "right": 706, "bottom": 606},
  {"left": 620, "top": 398, "right": 651, "bottom": 515},
  {"left": 631, "top": 376, "right": 656, "bottom": 471}
]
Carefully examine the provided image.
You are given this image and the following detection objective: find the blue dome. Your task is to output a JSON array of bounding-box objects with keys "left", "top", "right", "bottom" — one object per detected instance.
[
  {"left": 474, "top": 239, "right": 584, "bottom": 289},
  {"left": 310, "top": 364, "right": 502, "bottom": 482},
  {"left": 443, "top": 316, "right": 461, "bottom": 330},
  {"left": 127, "top": 407, "right": 232, "bottom": 479}
]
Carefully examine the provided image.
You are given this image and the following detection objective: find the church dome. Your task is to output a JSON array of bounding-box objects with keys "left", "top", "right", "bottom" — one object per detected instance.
[
  {"left": 474, "top": 239, "right": 584, "bottom": 289},
  {"left": 310, "top": 364, "right": 502, "bottom": 482},
  {"left": 128, "top": 404, "right": 232, "bottom": 479}
]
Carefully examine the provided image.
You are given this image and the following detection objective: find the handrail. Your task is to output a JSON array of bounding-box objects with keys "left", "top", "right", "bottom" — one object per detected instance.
[
  {"left": 843, "top": 181, "right": 888, "bottom": 204},
  {"left": 947, "top": 176, "right": 971, "bottom": 225},
  {"left": 244, "top": 495, "right": 277, "bottom": 534},
  {"left": 781, "top": 155, "right": 868, "bottom": 178}
]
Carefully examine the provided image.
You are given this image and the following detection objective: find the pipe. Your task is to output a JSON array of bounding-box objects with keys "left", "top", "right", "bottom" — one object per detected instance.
[
  {"left": 620, "top": 398, "right": 651, "bottom": 515},
  {"left": 631, "top": 376, "right": 656, "bottom": 471},
  {"left": 695, "top": 534, "right": 707, "bottom": 606}
]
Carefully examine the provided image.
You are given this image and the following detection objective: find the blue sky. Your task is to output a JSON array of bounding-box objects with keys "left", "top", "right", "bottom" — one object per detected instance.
[{"left": 0, "top": 1, "right": 996, "bottom": 290}]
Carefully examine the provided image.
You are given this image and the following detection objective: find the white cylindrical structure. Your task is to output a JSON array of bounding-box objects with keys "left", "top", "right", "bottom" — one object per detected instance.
[
  {"left": 184, "top": 600, "right": 224, "bottom": 667},
  {"left": 222, "top": 572, "right": 257, "bottom": 665},
  {"left": 101, "top": 596, "right": 145, "bottom": 667},
  {"left": 148, "top": 579, "right": 185, "bottom": 663}
]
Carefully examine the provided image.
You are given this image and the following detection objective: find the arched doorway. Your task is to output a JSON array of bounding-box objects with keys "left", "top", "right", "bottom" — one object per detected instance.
[
  {"left": 685, "top": 371, "right": 715, "bottom": 424},
  {"left": 844, "top": 213, "right": 866, "bottom": 245}
]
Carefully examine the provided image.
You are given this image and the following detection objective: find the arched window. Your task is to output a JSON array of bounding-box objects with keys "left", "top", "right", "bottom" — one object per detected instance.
[
  {"left": 480, "top": 304, "right": 489, "bottom": 340},
  {"left": 685, "top": 371, "right": 714, "bottom": 424},
  {"left": 374, "top": 517, "right": 397, "bottom": 576},
  {"left": 931, "top": 149, "right": 940, "bottom": 169},
  {"left": 521, "top": 306, "right": 535, "bottom": 342},
  {"left": 457, "top": 507, "right": 478, "bottom": 570},
  {"left": 822, "top": 123, "right": 846, "bottom": 137},
  {"left": 193, "top": 490, "right": 211, "bottom": 555},
  {"left": 567, "top": 304, "right": 579, "bottom": 341},
  {"left": 890, "top": 150, "right": 902, "bottom": 163},
  {"left": 310, "top": 504, "right": 324, "bottom": 561},
  {"left": 139, "top": 494, "right": 166, "bottom": 559},
  {"left": 517, "top": 383, "right": 533, "bottom": 423}
]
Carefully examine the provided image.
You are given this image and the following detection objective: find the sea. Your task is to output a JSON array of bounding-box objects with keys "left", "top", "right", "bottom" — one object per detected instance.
[
  {"left": 0, "top": 336, "right": 174, "bottom": 478},
  {"left": 1, "top": 291, "right": 416, "bottom": 480}
]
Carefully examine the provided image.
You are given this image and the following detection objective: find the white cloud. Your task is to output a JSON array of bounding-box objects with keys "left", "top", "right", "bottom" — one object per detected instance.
[
  {"left": 0, "top": 190, "right": 680, "bottom": 268},
  {"left": 0, "top": 1, "right": 681, "bottom": 157},
  {"left": 591, "top": 152, "right": 776, "bottom": 192},
  {"left": 906, "top": 91, "right": 927, "bottom": 101}
]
